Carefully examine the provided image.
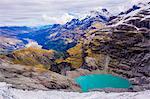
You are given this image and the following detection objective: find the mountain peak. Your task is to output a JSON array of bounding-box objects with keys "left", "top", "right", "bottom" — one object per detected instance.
[
  {"left": 89, "top": 8, "right": 111, "bottom": 16},
  {"left": 87, "top": 8, "right": 112, "bottom": 22}
]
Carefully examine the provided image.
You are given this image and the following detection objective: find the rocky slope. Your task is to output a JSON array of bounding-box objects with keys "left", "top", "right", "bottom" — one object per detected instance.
[
  {"left": 108, "top": 2, "right": 150, "bottom": 27},
  {"left": 0, "top": 26, "right": 32, "bottom": 54},
  {"left": 7, "top": 47, "right": 56, "bottom": 69},
  {"left": 80, "top": 2, "right": 150, "bottom": 91},
  {"left": 0, "top": 59, "right": 80, "bottom": 91},
  {"left": 0, "top": 36, "right": 24, "bottom": 54}
]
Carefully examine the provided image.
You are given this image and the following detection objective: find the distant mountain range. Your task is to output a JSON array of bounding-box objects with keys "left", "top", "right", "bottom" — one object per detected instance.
[
  {"left": 0, "top": 2, "right": 149, "bottom": 52},
  {"left": 0, "top": 1, "right": 150, "bottom": 93}
]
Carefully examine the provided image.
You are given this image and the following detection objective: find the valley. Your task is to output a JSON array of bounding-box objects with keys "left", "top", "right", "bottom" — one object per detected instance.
[{"left": 0, "top": 1, "right": 149, "bottom": 97}]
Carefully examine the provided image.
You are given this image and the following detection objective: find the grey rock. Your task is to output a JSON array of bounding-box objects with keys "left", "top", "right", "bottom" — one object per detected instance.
[{"left": 0, "top": 61, "right": 81, "bottom": 92}]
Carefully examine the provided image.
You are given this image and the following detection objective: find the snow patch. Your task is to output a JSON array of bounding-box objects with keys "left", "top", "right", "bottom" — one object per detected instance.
[{"left": 0, "top": 82, "right": 150, "bottom": 99}]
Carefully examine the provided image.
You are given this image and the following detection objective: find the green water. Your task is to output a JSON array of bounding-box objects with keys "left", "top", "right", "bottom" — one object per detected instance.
[{"left": 74, "top": 74, "right": 132, "bottom": 92}]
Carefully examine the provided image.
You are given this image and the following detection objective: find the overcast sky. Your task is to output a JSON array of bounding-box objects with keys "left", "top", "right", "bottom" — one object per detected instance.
[{"left": 0, "top": 0, "right": 148, "bottom": 26}]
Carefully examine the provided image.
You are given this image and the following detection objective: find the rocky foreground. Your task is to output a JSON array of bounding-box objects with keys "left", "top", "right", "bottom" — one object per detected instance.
[
  {"left": 0, "top": 82, "right": 150, "bottom": 99},
  {"left": 0, "top": 59, "right": 80, "bottom": 92}
]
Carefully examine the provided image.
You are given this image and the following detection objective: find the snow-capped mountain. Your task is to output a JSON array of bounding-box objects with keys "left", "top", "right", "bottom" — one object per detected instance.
[
  {"left": 62, "top": 8, "right": 113, "bottom": 30},
  {"left": 16, "top": 8, "right": 113, "bottom": 51},
  {"left": 87, "top": 8, "right": 112, "bottom": 22},
  {"left": 108, "top": 2, "right": 150, "bottom": 30},
  {"left": 0, "top": 2, "right": 149, "bottom": 52}
]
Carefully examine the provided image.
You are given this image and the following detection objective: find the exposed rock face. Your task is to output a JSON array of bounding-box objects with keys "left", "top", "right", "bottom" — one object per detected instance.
[
  {"left": 50, "top": 62, "right": 74, "bottom": 75},
  {"left": 82, "top": 3, "right": 150, "bottom": 91},
  {"left": 108, "top": 3, "right": 150, "bottom": 29},
  {"left": 87, "top": 29, "right": 150, "bottom": 77},
  {"left": 83, "top": 26, "right": 150, "bottom": 89},
  {"left": 0, "top": 60, "right": 80, "bottom": 92}
]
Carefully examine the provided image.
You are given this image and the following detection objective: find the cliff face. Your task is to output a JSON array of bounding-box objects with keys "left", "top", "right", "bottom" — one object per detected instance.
[{"left": 82, "top": 4, "right": 150, "bottom": 91}]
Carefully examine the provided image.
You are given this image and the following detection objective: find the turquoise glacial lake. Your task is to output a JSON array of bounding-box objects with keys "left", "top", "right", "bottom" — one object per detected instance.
[{"left": 74, "top": 74, "right": 132, "bottom": 92}]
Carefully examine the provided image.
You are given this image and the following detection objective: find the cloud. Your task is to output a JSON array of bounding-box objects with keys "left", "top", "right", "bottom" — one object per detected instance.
[
  {"left": 0, "top": 0, "right": 148, "bottom": 26},
  {"left": 42, "top": 13, "right": 76, "bottom": 24},
  {"left": 25, "top": 39, "right": 42, "bottom": 48}
]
